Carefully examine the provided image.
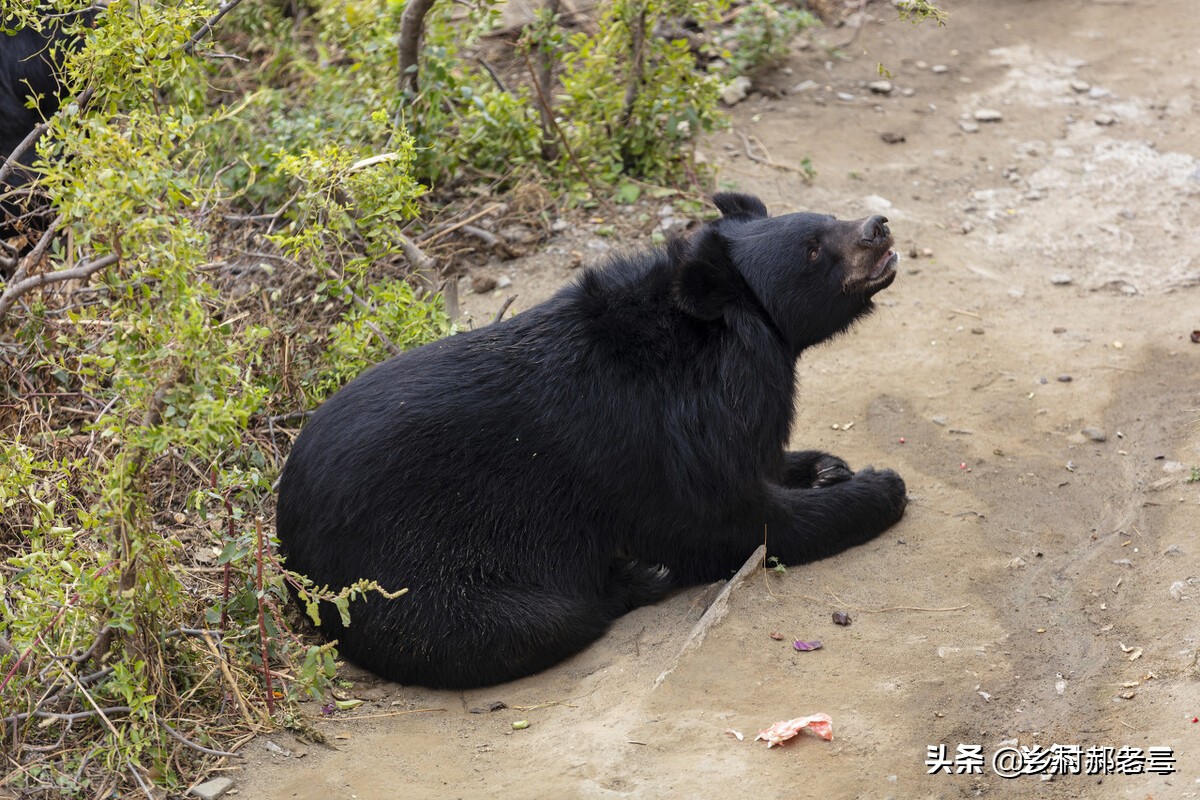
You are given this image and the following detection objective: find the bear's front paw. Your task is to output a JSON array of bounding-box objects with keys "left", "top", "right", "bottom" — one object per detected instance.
[{"left": 812, "top": 454, "right": 854, "bottom": 487}]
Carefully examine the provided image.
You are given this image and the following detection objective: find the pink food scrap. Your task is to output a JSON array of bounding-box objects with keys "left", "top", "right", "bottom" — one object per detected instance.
[{"left": 755, "top": 713, "right": 834, "bottom": 747}]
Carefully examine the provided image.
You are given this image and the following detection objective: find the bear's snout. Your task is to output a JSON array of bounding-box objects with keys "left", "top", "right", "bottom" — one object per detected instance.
[{"left": 860, "top": 215, "right": 890, "bottom": 245}]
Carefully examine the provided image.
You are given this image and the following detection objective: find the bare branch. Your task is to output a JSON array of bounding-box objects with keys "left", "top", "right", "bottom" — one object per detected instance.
[
  {"left": 10, "top": 214, "right": 65, "bottom": 286},
  {"left": 0, "top": 253, "right": 118, "bottom": 323},
  {"left": 158, "top": 717, "right": 242, "bottom": 758},
  {"left": 183, "top": 0, "right": 247, "bottom": 56},
  {"left": 2, "top": 706, "right": 131, "bottom": 725}
]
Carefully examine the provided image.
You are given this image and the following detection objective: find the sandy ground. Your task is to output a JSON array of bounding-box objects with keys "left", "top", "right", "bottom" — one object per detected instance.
[{"left": 236, "top": 1, "right": 1200, "bottom": 797}]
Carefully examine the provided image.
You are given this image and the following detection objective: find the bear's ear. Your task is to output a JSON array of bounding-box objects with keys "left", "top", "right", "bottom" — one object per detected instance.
[
  {"left": 712, "top": 192, "right": 769, "bottom": 220},
  {"left": 670, "top": 227, "right": 747, "bottom": 321}
]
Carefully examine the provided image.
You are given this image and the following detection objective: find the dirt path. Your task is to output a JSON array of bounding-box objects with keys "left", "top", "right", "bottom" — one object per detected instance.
[{"left": 236, "top": 1, "right": 1199, "bottom": 797}]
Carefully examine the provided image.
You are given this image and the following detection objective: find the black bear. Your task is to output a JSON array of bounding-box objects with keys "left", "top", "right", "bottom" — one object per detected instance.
[
  {"left": 276, "top": 193, "right": 907, "bottom": 689},
  {"left": 1, "top": 10, "right": 96, "bottom": 239}
]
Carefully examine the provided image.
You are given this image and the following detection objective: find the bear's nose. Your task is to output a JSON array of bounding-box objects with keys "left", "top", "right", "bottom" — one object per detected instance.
[{"left": 861, "top": 215, "right": 890, "bottom": 244}]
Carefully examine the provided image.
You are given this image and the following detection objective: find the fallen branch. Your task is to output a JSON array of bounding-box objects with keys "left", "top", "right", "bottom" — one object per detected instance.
[
  {"left": 8, "top": 214, "right": 64, "bottom": 286},
  {"left": 158, "top": 717, "right": 242, "bottom": 758},
  {"left": 0, "top": 253, "right": 118, "bottom": 324},
  {"left": 654, "top": 545, "right": 765, "bottom": 688}
]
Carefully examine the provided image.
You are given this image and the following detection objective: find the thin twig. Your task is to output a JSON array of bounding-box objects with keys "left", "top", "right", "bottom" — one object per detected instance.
[
  {"left": 417, "top": 203, "right": 503, "bottom": 246},
  {"left": 183, "top": 0, "right": 247, "bottom": 55},
  {"left": 314, "top": 707, "right": 446, "bottom": 722},
  {"left": 158, "top": 718, "right": 242, "bottom": 758},
  {"left": 735, "top": 130, "right": 811, "bottom": 177},
  {"left": 492, "top": 295, "right": 517, "bottom": 325},
  {"left": 10, "top": 214, "right": 64, "bottom": 286}
]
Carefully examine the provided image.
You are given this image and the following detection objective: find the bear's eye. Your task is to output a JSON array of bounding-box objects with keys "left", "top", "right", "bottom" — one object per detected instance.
[{"left": 807, "top": 245, "right": 821, "bottom": 262}]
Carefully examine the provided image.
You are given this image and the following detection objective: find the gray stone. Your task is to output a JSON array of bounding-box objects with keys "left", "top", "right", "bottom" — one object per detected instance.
[
  {"left": 1069, "top": 79, "right": 1090, "bottom": 93},
  {"left": 931, "top": 64, "right": 949, "bottom": 74},
  {"left": 790, "top": 79, "right": 818, "bottom": 94},
  {"left": 974, "top": 108, "right": 1003, "bottom": 122},
  {"left": 868, "top": 80, "right": 894, "bottom": 95},
  {"left": 1094, "top": 113, "right": 1116, "bottom": 126},
  {"left": 836, "top": 92, "right": 856, "bottom": 102},
  {"left": 720, "top": 76, "right": 753, "bottom": 106},
  {"left": 959, "top": 121, "right": 980, "bottom": 133},
  {"left": 1081, "top": 426, "right": 1107, "bottom": 442},
  {"left": 1049, "top": 274, "right": 1073, "bottom": 285},
  {"left": 190, "top": 778, "right": 234, "bottom": 800}
]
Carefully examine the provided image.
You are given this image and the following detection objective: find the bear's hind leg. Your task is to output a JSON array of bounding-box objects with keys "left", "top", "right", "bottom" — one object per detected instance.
[{"left": 604, "top": 558, "right": 675, "bottom": 615}]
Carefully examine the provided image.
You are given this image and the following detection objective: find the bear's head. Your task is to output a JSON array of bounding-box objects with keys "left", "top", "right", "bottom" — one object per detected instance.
[{"left": 672, "top": 192, "right": 898, "bottom": 355}]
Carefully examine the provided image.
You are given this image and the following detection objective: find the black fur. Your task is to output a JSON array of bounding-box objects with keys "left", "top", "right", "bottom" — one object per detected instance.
[
  {"left": 1, "top": 11, "right": 96, "bottom": 239},
  {"left": 277, "top": 193, "right": 907, "bottom": 689}
]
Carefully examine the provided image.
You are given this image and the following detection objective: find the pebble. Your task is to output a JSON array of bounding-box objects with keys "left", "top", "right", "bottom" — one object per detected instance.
[
  {"left": 720, "top": 76, "right": 753, "bottom": 106},
  {"left": 973, "top": 108, "right": 1003, "bottom": 122},
  {"left": 1069, "top": 79, "right": 1090, "bottom": 93},
  {"left": 189, "top": 778, "right": 234, "bottom": 800},
  {"left": 863, "top": 194, "right": 893, "bottom": 213},
  {"left": 960, "top": 220, "right": 975, "bottom": 234},
  {"left": 959, "top": 121, "right": 980, "bottom": 134},
  {"left": 1053, "top": 326, "right": 1066, "bottom": 333},
  {"left": 1057, "top": 374, "right": 1073, "bottom": 383},
  {"left": 931, "top": 64, "right": 949, "bottom": 74},
  {"left": 1081, "top": 426, "right": 1106, "bottom": 442},
  {"left": 971, "top": 327, "right": 985, "bottom": 335},
  {"left": 497, "top": 275, "right": 513, "bottom": 289},
  {"left": 1049, "top": 274, "right": 1073, "bottom": 285},
  {"left": 470, "top": 274, "right": 497, "bottom": 294},
  {"left": 868, "top": 80, "right": 894, "bottom": 94},
  {"left": 916, "top": 60, "right": 929, "bottom": 69},
  {"left": 1088, "top": 86, "right": 1112, "bottom": 99},
  {"left": 550, "top": 218, "right": 569, "bottom": 233},
  {"left": 931, "top": 416, "right": 947, "bottom": 426},
  {"left": 1094, "top": 113, "right": 1116, "bottom": 126},
  {"left": 837, "top": 92, "right": 856, "bottom": 101},
  {"left": 791, "top": 79, "right": 818, "bottom": 93},
  {"left": 901, "top": 87, "right": 915, "bottom": 97}
]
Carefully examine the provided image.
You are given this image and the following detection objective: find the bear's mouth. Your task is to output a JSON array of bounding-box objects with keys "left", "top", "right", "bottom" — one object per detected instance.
[{"left": 857, "top": 249, "right": 898, "bottom": 295}]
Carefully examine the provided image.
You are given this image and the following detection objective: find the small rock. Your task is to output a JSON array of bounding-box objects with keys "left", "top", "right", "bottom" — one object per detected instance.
[
  {"left": 931, "top": 64, "right": 949, "bottom": 74},
  {"left": 836, "top": 92, "right": 856, "bottom": 102},
  {"left": 1111, "top": 559, "right": 1133, "bottom": 567},
  {"left": 190, "top": 778, "right": 234, "bottom": 800},
  {"left": 550, "top": 218, "right": 569, "bottom": 233},
  {"left": 931, "top": 416, "right": 948, "bottom": 426},
  {"left": 1049, "top": 274, "right": 1073, "bottom": 285},
  {"left": 1088, "top": 86, "right": 1112, "bottom": 99},
  {"left": 496, "top": 275, "right": 513, "bottom": 290},
  {"left": 868, "top": 80, "right": 893, "bottom": 95},
  {"left": 960, "top": 220, "right": 975, "bottom": 234},
  {"left": 720, "top": 76, "right": 753, "bottom": 106},
  {"left": 974, "top": 108, "right": 1003, "bottom": 122},
  {"left": 1069, "top": 79, "right": 1090, "bottom": 93},
  {"left": 470, "top": 274, "right": 497, "bottom": 294},
  {"left": 1057, "top": 374, "right": 1073, "bottom": 383},
  {"left": 916, "top": 60, "right": 929, "bottom": 69},
  {"left": 881, "top": 131, "right": 906, "bottom": 144},
  {"left": 959, "top": 121, "right": 980, "bottom": 134},
  {"left": 1053, "top": 326, "right": 1067, "bottom": 334},
  {"left": 971, "top": 327, "right": 985, "bottom": 335},
  {"left": 790, "top": 79, "right": 818, "bottom": 93},
  {"left": 1081, "top": 426, "right": 1106, "bottom": 442},
  {"left": 921, "top": 248, "right": 933, "bottom": 257},
  {"left": 1161, "top": 461, "right": 1187, "bottom": 473},
  {"left": 832, "top": 611, "right": 852, "bottom": 626},
  {"left": 1007, "top": 557, "right": 1027, "bottom": 569},
  {"left": 863, "top": 194, "right": 893, "bottom": 213},
  {"left": 901, "top": 87, "right": 915, "bottom": 97},
  {"left": 1094, "top": 113, "right": 1116, "bottom": 126},
  {"left": 1169, "top": 578, "right": 1197, "bottom": 601}
]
